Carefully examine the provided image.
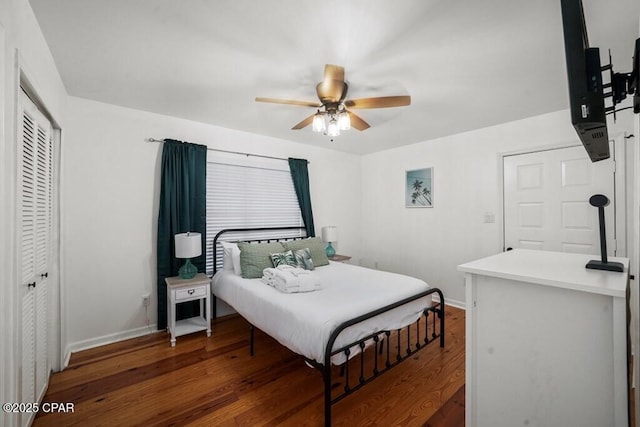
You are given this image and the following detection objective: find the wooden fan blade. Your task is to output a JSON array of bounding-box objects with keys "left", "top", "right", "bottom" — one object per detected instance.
[
  {"left": 344, "top": 95, "right": 411, "bottom": 109},
  {"left": 255, "top": 97, "right": 322, "bottom": 108},
  {"left": 291, "top": 114, "right": 315, "bottom": 130},
  {"left": 348, "top": 111, "right": 370, "bottom": 131}
]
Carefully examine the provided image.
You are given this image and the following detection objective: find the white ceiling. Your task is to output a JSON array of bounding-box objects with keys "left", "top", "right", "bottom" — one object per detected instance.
[{"left": 29, "top": 0, "right": 639, "bottom": 154}]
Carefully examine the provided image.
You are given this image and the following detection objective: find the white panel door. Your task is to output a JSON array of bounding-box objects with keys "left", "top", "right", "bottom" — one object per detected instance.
[{"left": 503, "top": 145, "right": 616, "bottom": 255}]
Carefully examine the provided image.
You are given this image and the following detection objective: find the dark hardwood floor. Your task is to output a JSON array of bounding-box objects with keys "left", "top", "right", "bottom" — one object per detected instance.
[{"left": 34, "top": 305, "right": 465, "bottom": 426}]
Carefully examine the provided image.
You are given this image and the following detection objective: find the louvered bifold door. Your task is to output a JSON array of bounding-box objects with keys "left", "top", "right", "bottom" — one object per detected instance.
[
  {"left": 33, "top": 108, "right": 50, "bottom": 402},
  {"left": 18, "top": 90, "right": 52, "bottom": 425},
  {"left": 20, "top": 108, "right": 36, "bottom": 288},
  {"left": 34, "top": 117, "right": 50, "bottom": 279}
]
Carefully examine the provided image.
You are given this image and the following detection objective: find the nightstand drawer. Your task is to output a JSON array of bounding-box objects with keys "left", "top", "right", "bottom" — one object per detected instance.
[{"left": 175, "top": 286, "right": 207, "bottom": 301}]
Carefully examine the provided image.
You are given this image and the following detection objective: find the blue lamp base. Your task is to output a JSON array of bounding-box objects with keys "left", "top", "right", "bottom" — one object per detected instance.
[
  {"left": 325, "top": 242, "right": 336, "bottom": 258},
  {"left": 178, "top": 259, "right": 197, "bottom": 279}
]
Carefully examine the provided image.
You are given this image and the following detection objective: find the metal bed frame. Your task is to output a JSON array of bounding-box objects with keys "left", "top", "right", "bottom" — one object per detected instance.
[{"left": 211, "top": 227, "right": 445, "bottom": 426}]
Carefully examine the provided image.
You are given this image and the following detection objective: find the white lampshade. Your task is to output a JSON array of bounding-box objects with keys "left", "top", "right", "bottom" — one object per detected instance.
[
  {"left": 327, "top": 118, "right": 340, "bottom": 137},
  {"left": 312, "top": 112, "right": 326, "bottom": 133},
  {"left": 175, "top": 232, "right": 202, "bottom": 259},
  {"left": 321, "top": 226, "right": 338, "bottom": 243},
  {"left": 338, "top": 110, "right": 350, "bottom": 130}
]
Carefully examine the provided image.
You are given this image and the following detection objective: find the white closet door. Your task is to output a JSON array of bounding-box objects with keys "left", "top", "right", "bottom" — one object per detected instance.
[
  {"left": 18, "top": 90, "right": 52, "bottom": 427},
  {"left": 20, "top": 109, "right": 36, "bottom": 285},
  {"left": 35, "top": 281, "right": 48, "bottom": 399},
  {"left": 503, "top": 145, "right": 616, "bottom": 255},
  {"left": 20, "top": 292, "right": 35, "bottom": 405},
  {"left": 34, "top": 121, "right": 50, "bottom": 276}
]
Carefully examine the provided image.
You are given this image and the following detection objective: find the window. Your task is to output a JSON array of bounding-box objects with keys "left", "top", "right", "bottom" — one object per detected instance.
[{"left": 205, "top": 151, "right": 304, "bottom": 274}]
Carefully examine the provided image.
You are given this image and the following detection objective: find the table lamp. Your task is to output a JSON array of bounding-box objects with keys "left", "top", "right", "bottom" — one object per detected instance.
[
  {"left": 321, "top": 226, "right": 337, "bottom": 258},
  {"left": 175, "top": 232, "right": 201, "bottom": 279}
]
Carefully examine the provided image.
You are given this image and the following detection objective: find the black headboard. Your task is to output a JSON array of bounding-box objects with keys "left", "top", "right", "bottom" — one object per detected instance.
[{"left": 212, "top": 226, "right": 306, "bottom": 274}]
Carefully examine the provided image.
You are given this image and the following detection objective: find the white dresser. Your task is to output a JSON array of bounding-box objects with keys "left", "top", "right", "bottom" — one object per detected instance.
[{"left": 458, "top": 249, "right": 629, "bottom": 427}]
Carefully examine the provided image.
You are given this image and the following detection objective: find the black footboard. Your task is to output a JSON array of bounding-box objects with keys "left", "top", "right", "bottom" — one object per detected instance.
[{"left": 307, "top": 287, "right": 445, "bottom": 427}]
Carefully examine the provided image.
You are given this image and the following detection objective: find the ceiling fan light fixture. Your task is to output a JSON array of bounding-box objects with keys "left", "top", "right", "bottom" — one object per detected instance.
[
  {"left": 338, "top": 110, "right": 350, "bottom": 131},
  {"left": 312, "top": 111, "right": 325, "bottom": 133},
  {"left": 327, "top": 117, "right": 340, "bottom": 137},
  {"left": 255, "top": 64, "right": 409, "bottom": 138}
]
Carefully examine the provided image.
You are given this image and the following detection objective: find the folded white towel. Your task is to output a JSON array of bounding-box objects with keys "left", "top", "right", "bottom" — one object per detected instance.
[
  {"left": 274, "top": 264, "right": 311, "bottom": 277},
  {"left": 271, "top": 268, "right": 295, "bottom": 287},
  {"left": 273, "top": 273, "right": 320, "bottom": 292},
  {"left": 262, "top": 266, "right": 321, "bottom": 293},
  {"left": 261, "top": 268, "right": 276, "bottom": 286},
  {"left": 275, "top": 264, "right": 308, "bottom": 273}
]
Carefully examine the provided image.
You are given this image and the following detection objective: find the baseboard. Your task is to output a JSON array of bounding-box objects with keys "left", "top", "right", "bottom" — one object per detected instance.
[
  {"left": 63, "top": 350, "right": 71, "bottom": 370},
  {"left": 432, "top": 294, "right": 465, "bottom": 310},
  {"left": 63, "top": 323, "right": 157, "bottom": 369}
]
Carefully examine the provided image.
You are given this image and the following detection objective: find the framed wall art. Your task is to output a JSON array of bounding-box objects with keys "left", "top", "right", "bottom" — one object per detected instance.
[{"left": 405, "top": 167, "right": 433, "bottom": 208}]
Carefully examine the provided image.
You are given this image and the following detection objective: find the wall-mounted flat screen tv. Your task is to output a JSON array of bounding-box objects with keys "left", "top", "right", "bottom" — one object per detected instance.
[{"left": 560, "top": 0, "right": 610, "bottom": 162}]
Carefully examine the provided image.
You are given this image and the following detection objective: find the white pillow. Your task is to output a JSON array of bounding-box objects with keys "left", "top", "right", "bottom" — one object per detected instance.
[
  {"left": 220, "top": 241, "right": 233, "bottom": 270},
  {"left": 220, "top": 241, "right": 241, "bottom": 275}
]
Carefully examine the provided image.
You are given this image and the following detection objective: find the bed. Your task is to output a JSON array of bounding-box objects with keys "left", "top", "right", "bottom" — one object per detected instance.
[{"left": 211, "top": 227, "right": 445, "bottom": 426}]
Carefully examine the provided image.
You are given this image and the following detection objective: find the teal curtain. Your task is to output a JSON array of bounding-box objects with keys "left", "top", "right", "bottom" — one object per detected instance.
[
  {"left": 288, "top": 158, "right": 315, "bottom": 237},
  {"left": 157, "top": 139, "right": 207, "bottom": 330}
]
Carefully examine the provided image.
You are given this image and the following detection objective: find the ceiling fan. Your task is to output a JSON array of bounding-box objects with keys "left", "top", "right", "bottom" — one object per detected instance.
[{"left": 255, "top": 64, "right": 411, "bottom": 137}]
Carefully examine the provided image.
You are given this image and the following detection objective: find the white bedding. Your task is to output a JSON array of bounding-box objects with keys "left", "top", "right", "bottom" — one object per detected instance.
[{"left": 212, "top": 261, "right": 432, "bottom": 364}]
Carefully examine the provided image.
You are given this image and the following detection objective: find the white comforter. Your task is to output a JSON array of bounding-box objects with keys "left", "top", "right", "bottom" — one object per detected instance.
[{"left": 213, "top": 261, "right": 431, "bottom": 364}]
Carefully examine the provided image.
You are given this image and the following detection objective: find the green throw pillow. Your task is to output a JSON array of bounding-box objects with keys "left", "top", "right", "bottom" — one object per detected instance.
[
  {"left": 238, "top": 241, "right": 285, "bottom": 278},
  {"left": 293, "top": 248, "right": 315, "bottom": 270},
  {"left": 283, "top": 237, "right": 329, "bottom": 266}
]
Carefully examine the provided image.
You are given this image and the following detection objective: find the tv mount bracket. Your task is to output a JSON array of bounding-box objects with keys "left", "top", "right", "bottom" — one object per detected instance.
[
  {"left": 601, "top": 52, "right": 633, "bottom": 119},
  {"left": 602, "top": 38, "right": 640, "bottom": 117}
]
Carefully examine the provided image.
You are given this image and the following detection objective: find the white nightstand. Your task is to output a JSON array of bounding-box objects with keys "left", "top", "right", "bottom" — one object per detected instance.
[{"left": 165, "top": 273, "right": 211, "bottom": 347}]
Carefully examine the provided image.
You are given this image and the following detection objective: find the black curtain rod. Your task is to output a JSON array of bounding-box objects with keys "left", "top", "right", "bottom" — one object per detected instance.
[{"left": 147, "top": 138, "right": 308, "bottom": 163}]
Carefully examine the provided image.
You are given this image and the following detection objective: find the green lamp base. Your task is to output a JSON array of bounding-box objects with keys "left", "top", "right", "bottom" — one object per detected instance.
[
  {"left": 178, "top": 259, "right": 197, "bottom": 279},
  {"left": 325, "top": 242, "right": 336, "bottom": 258}
]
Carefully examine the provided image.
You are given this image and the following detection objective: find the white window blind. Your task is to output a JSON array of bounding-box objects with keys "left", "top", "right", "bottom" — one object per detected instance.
[{"left": 205, "top": 152, "right": 304, "bottom": 274}]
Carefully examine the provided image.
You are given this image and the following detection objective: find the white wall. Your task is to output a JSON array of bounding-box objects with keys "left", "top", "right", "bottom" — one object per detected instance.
[
  {"left": 0, "top": 1, "right": 67, "bottom": 426},
  {"left": 361, "top": 109, "right": 635, "bottom": 306},
  {"left": 61, "top": 96, "right": 362, "bottom": 357}
]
